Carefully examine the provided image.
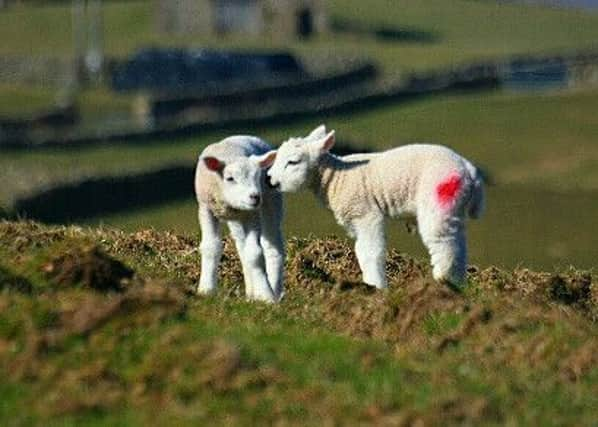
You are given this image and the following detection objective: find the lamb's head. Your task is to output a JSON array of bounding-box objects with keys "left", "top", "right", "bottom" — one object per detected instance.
[
  {"left": 203, "top": 153, "right": 275, "bottom": 210},
  {"left": 266, "top": 125, "right": 336, "bottom": 192}
]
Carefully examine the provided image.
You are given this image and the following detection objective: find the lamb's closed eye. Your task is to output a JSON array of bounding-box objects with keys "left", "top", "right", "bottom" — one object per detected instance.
[{"left": 286, "top": 160, "right": 300, "bottom": 167}]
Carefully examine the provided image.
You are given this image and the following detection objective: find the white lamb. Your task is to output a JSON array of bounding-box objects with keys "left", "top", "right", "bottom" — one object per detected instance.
[
  {"left": 265, "top": 125, "right": 485, "bottom": 289},
  {"left": 194, "top": 135, "right": 284, "bottom": 303}
]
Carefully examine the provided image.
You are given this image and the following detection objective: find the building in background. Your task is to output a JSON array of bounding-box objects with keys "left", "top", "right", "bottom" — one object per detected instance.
[{"left": 155, "top": 0, "right": 328, "bottom": 38}]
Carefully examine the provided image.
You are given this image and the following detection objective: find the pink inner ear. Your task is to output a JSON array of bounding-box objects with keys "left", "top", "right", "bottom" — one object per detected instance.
[
  {"left": 204, "top": 157, "right": 222, "bottom": 172},
  {"left": 259, "top": 152, "right": 276, "bottom": 168},
  {"left": 323, "top": 133, "right": 335, "bottom": 151}
]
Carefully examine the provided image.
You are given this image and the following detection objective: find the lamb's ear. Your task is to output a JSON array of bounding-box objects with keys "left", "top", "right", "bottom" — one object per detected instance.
[
  {"left": 203, "top": 156, "right": 225, "bottom": 173},
  {"left": 311, "top": 130, "right": 335, "bottom": 155},
  {"left": 253, "top": 150, "right": 277, "bottom": 169},
  {"left": 307, "top": 124, "right": 327, "bottom": 140}
]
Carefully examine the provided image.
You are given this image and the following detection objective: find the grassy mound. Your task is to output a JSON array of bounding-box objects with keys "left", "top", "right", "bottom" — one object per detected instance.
[{"left": 0, "top": 221, "right": 597, "bottom": 425}]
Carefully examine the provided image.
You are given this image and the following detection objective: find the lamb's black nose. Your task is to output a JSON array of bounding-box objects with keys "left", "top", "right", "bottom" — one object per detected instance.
[{"left": 249, "top": 193, "right": 261, "bottom": 205}]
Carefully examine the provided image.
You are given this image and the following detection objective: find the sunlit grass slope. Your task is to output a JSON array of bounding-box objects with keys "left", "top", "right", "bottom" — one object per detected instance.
[{"left": 1, "top": 221, "right": 597, "bottom": 425}]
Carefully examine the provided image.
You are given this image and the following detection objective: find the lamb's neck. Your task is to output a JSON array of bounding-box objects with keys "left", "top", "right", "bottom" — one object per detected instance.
[{"left": 307, "top": 153, "right": 346, "bottom": 207}]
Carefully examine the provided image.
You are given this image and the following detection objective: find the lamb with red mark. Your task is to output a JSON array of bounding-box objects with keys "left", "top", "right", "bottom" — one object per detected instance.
[{"left": 266, "top": 125, "right": 486, "bottom": 289}]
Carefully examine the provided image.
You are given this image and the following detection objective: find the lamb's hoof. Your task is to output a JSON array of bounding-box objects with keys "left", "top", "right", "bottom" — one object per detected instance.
[
  {"left": 196, "top": 285, "right": 216, "bottom": 296},
  {"left": 247, "top": 293, "right": 277, "bottom": 304},
  {"left": 436, "top": 278, "right": 465, "bottom": 293},
  {"left": 275, "top": 290, "right": 286, "bottom": 302}
]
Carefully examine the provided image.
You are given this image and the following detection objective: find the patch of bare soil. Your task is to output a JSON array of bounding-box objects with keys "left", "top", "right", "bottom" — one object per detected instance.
[{"left": 42, "top": 244, "right": 134, "bottom": 292}]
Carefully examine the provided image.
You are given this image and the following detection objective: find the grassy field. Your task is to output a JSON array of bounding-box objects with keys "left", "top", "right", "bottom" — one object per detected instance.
[
  {"left": 2, "top": 0, "right": 598, "bottom": 116},
  {"left": 3, "top": 89, "right": 598, "bottom": 269},
  {"left": 2, "top": 2, "right": 598, "bottom": 269},
  {"left": 2, "top": 0, "right": 598, "bottom": 69},
  {"left": 4, "top": 88, "right": 598, "bottom": 203},
  {"left": 93, "top": 183, "right": 598, "bottom": 271},
  {"left": 2, "top": 3, "right": 598, "bottom": 424},
  {"left": 0, "top": 221, "right": 596, "bottom": 425}
]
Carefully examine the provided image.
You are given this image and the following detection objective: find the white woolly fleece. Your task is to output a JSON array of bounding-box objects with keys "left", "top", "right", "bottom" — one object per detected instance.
[
  {"left": 194, "top": 135, "right": 285, "bottom": 303},
  {"left": 267, "top": 126, "right": 484, "bottom": 288}
]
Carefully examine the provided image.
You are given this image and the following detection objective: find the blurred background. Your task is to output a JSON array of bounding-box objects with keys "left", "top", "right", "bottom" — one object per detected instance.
[{"left": 1, "top": 0, "right": 597, "bottom": 270}]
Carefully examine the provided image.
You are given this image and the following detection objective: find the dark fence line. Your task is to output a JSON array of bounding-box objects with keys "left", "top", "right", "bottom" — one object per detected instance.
[
  {"left": 330, "top": 18, "right": 440, "bottom": 44},
  {"left": 0, "top": 105, "right": 78, "bottom": 131},
  {"left": 0, "top": 62, "right": 497, "bottom": 150},
  {"left": 11, "top": 141, "right": 370, "bottom": 223},
  {"left": 3, "top": 50, "right": 598, "bottom": 151},
  {"left": 150, "top": 63, "right": 377, "bottom": 118},
  {"left": 13, "top": 165, "right": 195, "bottom": 223}
]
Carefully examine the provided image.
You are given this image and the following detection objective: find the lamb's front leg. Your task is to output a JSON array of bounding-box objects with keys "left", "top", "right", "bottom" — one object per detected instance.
[
  {"left": 260, "top": 191, "right": 285, "bottom": 300},
  {"left": 352, "top": 215, "right": 387, "bottom": 289},
  {"left": 197, "top": 204, "right": 222, "bottom": 295},
  {"left": 228, "top": 220, "right": 276, "bottom": 303}
]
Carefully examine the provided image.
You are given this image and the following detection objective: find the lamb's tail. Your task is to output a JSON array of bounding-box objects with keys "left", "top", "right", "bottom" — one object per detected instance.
[{"left": 465, "top": 161, "right": 485, "bottom": 219}]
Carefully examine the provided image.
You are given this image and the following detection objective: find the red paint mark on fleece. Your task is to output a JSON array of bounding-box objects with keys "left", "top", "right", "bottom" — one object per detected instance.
[{"left": 436, "top": 174, "right": 462, "bottom": 206}]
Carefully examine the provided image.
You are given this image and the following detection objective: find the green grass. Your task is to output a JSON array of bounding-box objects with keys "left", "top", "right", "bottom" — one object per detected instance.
[
  {"left": 91, "top": 183, "right": 598, "bottom": 270},
  {"left": 4, "top": 88, "right": 598, "bottom": 204},
  {"left": 0, "top": 221, "right": 597, "bottom": 425},
  {"left": 3, "top": 0, "right": 598, "bottom": 116},
  {"left": 3, "top": 0, "right": 598, "bottom": 71},
  {"left": 3, "top": 89, "right": 598, "bottom": 269},
  {"left": 0, "top": 84, "right": 59, "bottom": 117},
  {"left": 2, "top": 2, "right": 598, "bottom": 269},
  {"left": 0, "top": 84, "right": 135, "bottom": 120}
]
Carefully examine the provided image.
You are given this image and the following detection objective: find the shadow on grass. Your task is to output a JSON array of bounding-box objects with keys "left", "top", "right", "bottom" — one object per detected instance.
[
  {"left": 11, "top": 141, "right": 372, "bottom": 224},
  {"left": 331, "top": 18, "right": 441, "bottom": 44}
]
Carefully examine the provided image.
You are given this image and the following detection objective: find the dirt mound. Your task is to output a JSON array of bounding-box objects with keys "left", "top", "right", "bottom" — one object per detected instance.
[
  {"left": 548, "top": 272, "right": 592, "bottom": 305},
  {"left": 10, "top": 280, "right": 187, "bottom": 382},
  {"left": 1, "top": 222, "right": 597, "bottom": 424},
  {"left": 42, "top": 244, "right": 134, "bottom": 292}
]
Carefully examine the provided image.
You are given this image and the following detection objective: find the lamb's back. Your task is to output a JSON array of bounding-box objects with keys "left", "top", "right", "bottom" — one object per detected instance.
[
  {"left": 200, "top": 135, "right": 271, "bottom": 161},
  {"left": 338, "top": 144, "right": 472, "bottom": 218}
]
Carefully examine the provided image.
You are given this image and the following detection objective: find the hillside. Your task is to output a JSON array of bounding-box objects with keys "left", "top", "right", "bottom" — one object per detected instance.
[
  {"left": 2, "top": 1, "right": 598, "bottom": 270},
  {"left": 2, "top": 0, "right": 598, "bottom": 116},
  {"left": 1, "top": 221, "right": 596, "bottom": 425}
]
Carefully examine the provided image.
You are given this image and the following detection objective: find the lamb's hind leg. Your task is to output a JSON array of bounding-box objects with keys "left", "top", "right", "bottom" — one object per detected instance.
[
  {"left": 352, "top": 215, "right": 387, "bottom": 289},
  {"left": 418, "top": 212, "right": 467, "bottom": 287},
  {"left": 197, "top": 203, "right": 222, "bottom": 295}
]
